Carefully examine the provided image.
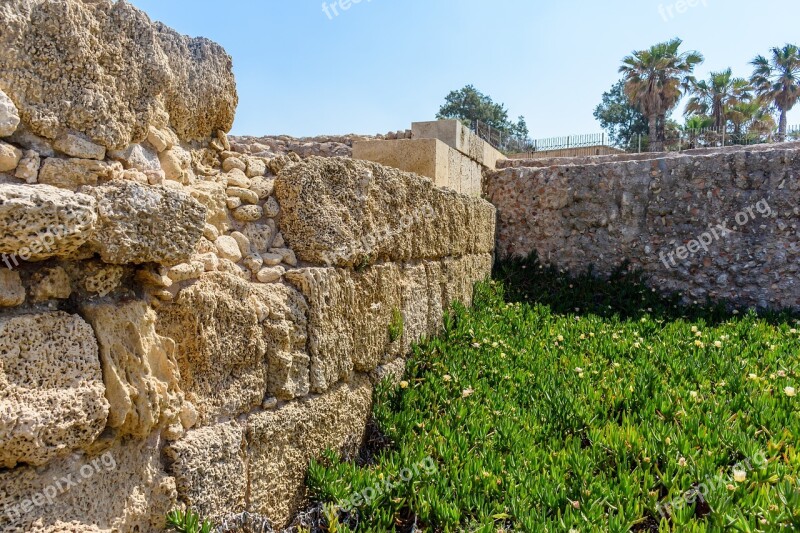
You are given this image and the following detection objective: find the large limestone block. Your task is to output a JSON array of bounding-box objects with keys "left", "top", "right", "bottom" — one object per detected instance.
[
  {"left": 0, "top": 434, "right": 176, "bottom": 532},
  {"left": 274, "top": 157, "right": 496, "bottom": 267},
  {"left": 156, "top": 272, "right": 310, "bottom": 422},
  {"left": 0, "top": 184, "right": 97, "bottom": 261},
  {"left": 0, "top": 312, "right": 108, "bottom": 468},
  {"left": 82, "top": 301, "right": 183, "bottom": 438},
  {"left": 440, "top": 254, "right": 494, "bottom": 310},
  {"left": 38, "top": 158, "right": 122, "bottom": 190},
  {"left": 84, "top": 180, "right": 206, "bottom": 266},
  {"left": 0, "top": 0, "right": 237, "bottom": 149},
  {"left": 286, "top": 264, "right": 402, "bottom": 393},
  {"left": 247, "top": 376, "right": 372, "bottom": 528},
  {"left": 165, "top": 421, "right": 246, "bottom": 523}
]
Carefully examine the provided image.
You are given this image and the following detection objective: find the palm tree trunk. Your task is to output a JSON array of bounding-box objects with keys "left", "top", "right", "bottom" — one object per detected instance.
[
  {"left": 649, "top": 114, "right": 662, "bottom": 152},
  {"left": 779, "top": 110, "right": 788, "bottom": 141}
]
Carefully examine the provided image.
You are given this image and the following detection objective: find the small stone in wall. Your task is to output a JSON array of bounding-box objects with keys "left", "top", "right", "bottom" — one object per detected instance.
[
  {"left": 0, "top": 141, "right": 22, "bottom": 172},
  {"left": 135, "top": 267, "right": 173, "bottom": 289},
  {"left": 53, "top": 132, "right": 106, "bottom": 160},
  {"left": 0, "top": 89, "right": 20, "bottom": 137},
  {"left": 227, "top": 186, "right": 259, "bottom": 204},
  {"left": 272, "top": 232, "right": 285, "bottom": 248},
  {"left": 256, "top": 265, "right": 284, "bottom": 283},
  {"left": 30, "top": 267, "right": 72, "bottom": 301},
  {"left": 222, "top": 157, "right": 246, "bottom": 173},
  {"left": 7, "top": 124, "right": 55, "bottom": 157},
  {"left": 242, "top": 221, "right": 275, "bottom": 254},
  {"left": 122, "top": 168, "right": 150, "bottom": 184},
  {"left": 233, "top": 204, "right": 264, "bottom": 222},
  {"left": 225, "top": 168, "right": 251, "bottom": 189},
  {"left": 270, "top": 247, "right": 298, "bottom": 267},
  {"left": 215, "top": 235, "right": 243, "bottom": 263},
  {"left": 245, "top": 157, "right": 266, "bottom": 178},
  {"left": 168, "top": 261, "right": 205, "bottom": 282},
  {"left": 14, "top": 149, "right": 39, "bottom": 183},
  {"left": 179, "top": 402, "right": 199, "bottom": 429},
  {"left": 227, "top": 196, "right": 242, "bottom": 210},
  {"left": 218, "top": 258, "right": 251, "bottom": 280},
  {"left": 243, "top": 254, "right": 263, "bottom": 273},
  {"left": 159, "top": 146, "right": 192, "bottom": 184},
  {"left": 84, "top": 265, "right": 125, "bottom": 297},
  {"left": 203, "top": 223, "right": 220, "bottom": 241},
  {"left": 261, "top": 252, "right": 283, "bottom": 266},
  {"left": 196, "top": 252, "right": 220, "bottom": 272},
  {"left": 108, "top": 143, "right": 162, "bottom": 173},
  {"left": 0, "top": 269, "right": 25, "bottom": 307},
  {"left": 262, "top": 197, "right": 280, "bottom": 218},
  {"left": 230, "top": 231, "right": 252, "bottom": 256},
  {"left": 249, "top": 177, "right": 275, "bottom": 200}
]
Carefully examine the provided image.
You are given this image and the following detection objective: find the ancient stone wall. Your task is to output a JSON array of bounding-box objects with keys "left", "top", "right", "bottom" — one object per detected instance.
[
  {"left": 486, "top": 145, "right": 800, "bottom": 309},
  {"left": 0, "top": 2, "right": 495, "bottom": 531}
]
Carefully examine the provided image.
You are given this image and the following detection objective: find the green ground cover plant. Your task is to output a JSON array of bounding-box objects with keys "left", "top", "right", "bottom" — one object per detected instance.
[{"left": 307, "top": 255, "right": 800, "bottom": 532}]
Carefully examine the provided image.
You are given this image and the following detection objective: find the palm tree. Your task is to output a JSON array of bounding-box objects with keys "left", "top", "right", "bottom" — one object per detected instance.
[
  {"left": 619, "top": 38, "right": 704, "bottom": 152},
  {"left": 683, "top": 115, "right": 714, "bottom": 149},
  {"left": 751, "top": 44, "right": 800, "bottom": 140},
  {"left": 728, "top": 99, "right": 776, "bottom": 143},
  {"left": 685, "top": 69, "right": 752, "bottom": 132}
]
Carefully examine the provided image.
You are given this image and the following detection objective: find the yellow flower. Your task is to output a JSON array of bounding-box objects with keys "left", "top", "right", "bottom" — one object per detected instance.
[
  {"left": 557, "top": 335, "right": 564, "bottom": 342},
  {"left": 694, "top": 340, "right": 704, "bottom": 348},
  {"left": 733, "top": 470, "right": 747, "bottom": 483},
  {"left": 462, "top": 388, "right": 474, "bottom": 398},
  {"left": 785, "top": 387, "right": 796, "bottom": 397},
  {"left": 714, "top": 341, "right": 723, "bottom": 348},
  {"left": 580, "top": 334, "right": 586, "bottom": 340},
  {"left": 443, "top": 375, "right": 452, "bottom": 383},
  {"left": 790, "top": 328, "right": 798, "bottom": 334},
  {"left": 727, "top": 484, "right": 736, "bottom": 491},
  {"left": 399, "top": 381, "right": 409, "bottom": 389},
  {"left": 575, "top": 367, "right": 583, "bottom": 373},
  {"left": 678, "top": 457, "right": 687, "bottom": 467},
  {"left": 689, "top": 391, "right": 698, "bottom": 399},
  {"left": 691, "top": 326, "right": 699, "bottom": 333}
]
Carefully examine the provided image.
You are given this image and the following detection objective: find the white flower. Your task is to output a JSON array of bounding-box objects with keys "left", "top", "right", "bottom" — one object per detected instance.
[
  {"left": 733, "top": 470, "right": 747, "bottom": 483},
  {"left": 785, "top": 387, "right": 796, "bottom": 397},
  {"left": 575, "top": 367, "right": 584, "bottom": 373}
]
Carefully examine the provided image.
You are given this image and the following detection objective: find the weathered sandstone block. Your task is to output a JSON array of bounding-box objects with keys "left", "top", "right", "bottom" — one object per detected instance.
[
  {"left": 82, "top": 301, "right": 183, "bottom": 439},
  {"left": 286, "top": 265, "right": 402, "bottom": 393},
  {"left": 0, "top": 0, "right": 237, "bottom": 149},
  {"left": 247, "top": 376, "right": 372, "bottom": 528},
  {"left": 0, "top": 269, "right": 25, "bottom": 307},
  {"left": 275, "top": 157, "right": 496, "bottom": 267},
  {"left": 156, "top": 272, "right": 309, "bottom": 423},
  {"left": 0, "top": 312, "right": 108, "bottom": 468},
  {"left": 165, "top": 421, "right": 246, "bottom": 523},
  {"left": 38, "top": 158, "right": 122, "bottom": 190},
  {"left": 0, "top": 184, "right": 97, "bottom": 261},
  {"left": 0, "top": 141, "right": 22, "bottom": 172},
  {"left": 0, "top": 435, "right": 176, "bottom": 532},
  {"left": 84, "top": 180, "right": 206, "bottom": 266}
]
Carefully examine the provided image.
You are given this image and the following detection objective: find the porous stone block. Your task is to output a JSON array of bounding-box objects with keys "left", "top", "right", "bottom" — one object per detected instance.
[
  {"left": 0, "top": 184, "right": 97, "bottom": 261},
  {"left": 286, "top": 264, "right": 403, "bottom": 392},
  {"left": 275, "top": 157, "right": 496, "bottom": 267},
  {"left": 0, "top": 141, "right": 22, "bottom": 172},
  {"left": 165, "top": 421, "right": 246, "bottom": 523},
  {"left": 0, "top": 435, "right": 176, "bottom": 532},
  {"left": 0, "top": 312, "right": 108, "bottom": 468},
  {"left": 82, "top": 301, "right": 183, "bottom": 438},
  {"left": 0, "top": 0, "right": 236, "bottom": 149},
  {"left": 0, "top": 89, "right": 20, "bottom": 137},
  {"left": 84, "top": 180, "right": 206, "bottom": 266},
  {"left": 53, "top": 132, "right": 106, "bottom": 160},
  {"left": 38, "top": 158, "right": 122, "bottom": 190},
  {"left": 246, "top": 376, "right": 372, "bottom": 528},
  {"left": 155, "top": 272, "right": 309, "bottom": 423}
]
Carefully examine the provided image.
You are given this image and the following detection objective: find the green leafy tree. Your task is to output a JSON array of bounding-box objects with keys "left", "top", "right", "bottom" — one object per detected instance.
[
  {"left": 593, "top": 79, "right": 649, "bottom": 149},
  {"left": 685, "top": 68, "right": 752, "bottom": 131},
  {"left": 619, "top": 38, "right": 704, "bottom": 151},
  {"left": 751, "top": 44, "right": 800, "bottom": 140},
  {"left": 437, "top": 85, "right": 525, "bottom": 136}
]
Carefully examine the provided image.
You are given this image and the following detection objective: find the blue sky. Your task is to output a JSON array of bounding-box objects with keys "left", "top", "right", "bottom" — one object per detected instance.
[{"left": 129, "top": 0, "right": 800, "bottom": 139}]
